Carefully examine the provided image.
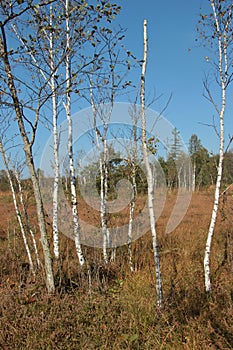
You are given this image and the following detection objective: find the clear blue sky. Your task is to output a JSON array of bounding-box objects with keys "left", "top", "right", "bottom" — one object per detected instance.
[
  {"left": 112, "top": 0, "right": 233, "bottom": 153},
  {"left": 1, "top": 0, "right": 232, "bottom": 174}
]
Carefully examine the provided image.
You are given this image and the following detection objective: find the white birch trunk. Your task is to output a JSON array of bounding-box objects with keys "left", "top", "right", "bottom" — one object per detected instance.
[
  {"left": 128, "top": 112, "right": 137, "bottom": 272},
  {"left": 128, "top": 170, "right": 136, "bottom": 272},
  {"left": 0, "top": 142, "right": 35, "bottom": 275},
  {"left": 65, "top": 0, "right": 84, "bottom": 265},
  {"left": 49, "top": 4, "right": 60, "bottom": 260},
  {"left": 192, "top": 161, "right": 196, "bottom": 192},
  {"left": 14, "top": 169, "right": 41, "bottom": 269},
  {"left": 0, "top": 32, "right": 55, "bottom": 293},
  {"left": 29, "top": 227, "right": 40, "bottom": 269},
  {"left": 104, "top": 145, "right": 115, "bottom": 262},
  {"left": 90, "top": 87, "right": 108, "bottom": 263},
  {"left": 12, "top": 13, "right": 60, "bottom": 260},
  {"left": 103, "top": 137, "right": 110, "bottom": 261},
  {"left": 100, "top": 152, "right": 108, "bottom": 263},
  {"left": 204, "top": 0, "right": 226, "bottom": 293},
  {"left": 141, "top": 19, "right": 163, "bottom": 308}
]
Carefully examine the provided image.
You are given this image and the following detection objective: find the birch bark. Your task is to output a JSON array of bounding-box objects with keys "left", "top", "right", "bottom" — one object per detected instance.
[
  {"left": 12, "top": 9, "right": 60, "bottom": 260},
  {"left": 0, "top": 141, "right": 35, "bottom": 275},
  {"left": 128, "top": 106, "right": 138, "bottom": 272},
  {"left": 204, "top": 1, "right": 226, "bottom": 292},
  {"left": 0, "top": 26, "right": 55, "bottom": 293},
  {"left": 14, "top": 168, "right": 41, "bottom": 269},
  {"left": 64, "top": 0, "right": 84, "bottom": 265},
  {"left": 49, "top": 3, "right": 60, "bottom": 260},
  {"left": 140, "top": 20, "right": 163, "bottom": 308},
  {"left": 90, "top": 87, "right": 109, "bottom": 263}
]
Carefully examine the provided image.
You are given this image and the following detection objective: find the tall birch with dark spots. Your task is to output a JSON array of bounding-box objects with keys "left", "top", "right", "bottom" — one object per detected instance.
[
  {"left": 140, "top": 19, "right": 163, "bottom": 308},
  {"left": 198, "top": 0, "right": 233, "bottom": 292}
]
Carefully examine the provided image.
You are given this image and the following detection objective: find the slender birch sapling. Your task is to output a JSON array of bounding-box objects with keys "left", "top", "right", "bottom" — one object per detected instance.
[
  {"left": 128, "top": 104, "right": 139, "bottom": 272},
  {"left": 64, "top": 0, "right": 85, "bottom": 265},
  {"left": 0, "top": 7, "right": 55, "bottom": 293},
  {"left": 198, "top": 0, "right": 233, "bottom": 293},
  {"left": 0, "top": 140, "right": 35, "bottom": 275},
  {"left": 140, "top": 19, "right": 163, "bottom": 308},
  {"left": 49, "top": 3, "right": 60, "bottom": 260}
]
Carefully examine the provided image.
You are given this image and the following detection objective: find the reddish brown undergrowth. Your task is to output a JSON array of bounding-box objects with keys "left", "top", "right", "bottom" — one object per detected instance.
[{"left": 0, "top": 191, "right": 232, "bottom": 349}]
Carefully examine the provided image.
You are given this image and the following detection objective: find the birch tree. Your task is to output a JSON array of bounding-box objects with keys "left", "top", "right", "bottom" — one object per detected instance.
[
  {"left": 62, "top": 0, "right": 85, "bottom": 265},
  {"left": 60, "top": 0, "right": 122, "bottom": 265},
  {"left": 189, "top": 134, "right": 202, "bottom": 192},
  {"left": 127, "top": 105, "right": 138, "bottom": 272},
  {"left": 90, "top": 86, "right": 109, "bottom": 263},
  {"left": 9, "top": 2, "right": 62, "bottom": 260},
  {"left": 88, "top": 27, "right": 129, "bottom": 263},
  {"left": 198, "top": 0, "right": 233, "bottom": 292},
  {"left": 0, "top": 139, "right": 35, "bottom": 275},
  {"left": 140, "top": 20, "right": 163, "bottom": 308},
  {"left": 48, "top": 3, "right": 60, "bottom": 260},
  {"left": 14, "top": 166, "right": 41, "bottom": 269},
  {"left": 3, "top": 0, "right": 123, "bottom": 266},
  {"left": 0, "top": 1, "right": 55, "bottom": 293},
  {"left": 0, "top": 0, "right": 130, "bottom": 287}
]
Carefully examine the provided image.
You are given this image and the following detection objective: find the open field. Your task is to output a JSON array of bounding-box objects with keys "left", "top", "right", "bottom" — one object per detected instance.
[{"left": 0, "top": 190, "right": 233, "bottom": 349}]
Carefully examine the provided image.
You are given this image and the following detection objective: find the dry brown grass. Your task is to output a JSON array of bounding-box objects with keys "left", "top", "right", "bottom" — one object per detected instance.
[{"left": 0, "top": 190, "right": 232, "bottom": 349}]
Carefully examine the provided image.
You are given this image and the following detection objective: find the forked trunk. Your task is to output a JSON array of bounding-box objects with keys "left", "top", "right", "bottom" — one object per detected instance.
[{"left": 0, "top": 30, "right": 55, "bottom": 293}]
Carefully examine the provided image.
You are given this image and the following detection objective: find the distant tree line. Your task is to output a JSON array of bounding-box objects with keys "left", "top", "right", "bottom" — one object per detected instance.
[
  {"left": 1, "top": 131, "right": 232, "bottom": 196},
  {"left": 71, "top": 132, "right": 233, "bottom": 197}
]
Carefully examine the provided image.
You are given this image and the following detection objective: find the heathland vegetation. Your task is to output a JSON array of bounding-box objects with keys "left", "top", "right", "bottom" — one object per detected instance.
[
  {"left": 0, "top": 189, "right": 232, "bottom": 349},
  {"left": 0, "top": 1, "right": 233, "bottom": 349}
]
